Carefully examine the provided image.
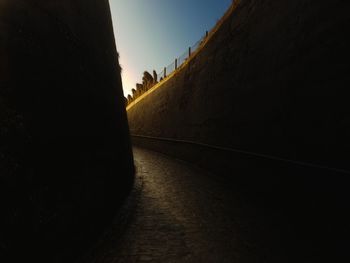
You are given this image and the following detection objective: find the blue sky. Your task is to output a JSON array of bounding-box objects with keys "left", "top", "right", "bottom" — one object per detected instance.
[{"left": 109, "top": 0, "right": 232, "bottom": 96}]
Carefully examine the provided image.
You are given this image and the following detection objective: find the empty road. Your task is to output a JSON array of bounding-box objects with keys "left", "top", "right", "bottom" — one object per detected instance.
[{"left": 80, "top": 147, "right": 306, "bottom": 263}]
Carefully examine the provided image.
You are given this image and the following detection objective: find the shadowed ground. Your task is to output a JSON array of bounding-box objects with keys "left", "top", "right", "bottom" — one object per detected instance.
[{"left": 80, "top": 147, "right": 336, "bottom": 263}]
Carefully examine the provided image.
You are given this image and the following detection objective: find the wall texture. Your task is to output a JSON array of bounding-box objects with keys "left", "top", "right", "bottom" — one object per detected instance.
[
  {"left": 0, "top": 1, "right": 134, "bottom": 261},
  {"left": 127, "top": 0, "right": 350, "bottom": 170},
  {"left": 127, "top": 1, "right": 350, "bottom": 260}
]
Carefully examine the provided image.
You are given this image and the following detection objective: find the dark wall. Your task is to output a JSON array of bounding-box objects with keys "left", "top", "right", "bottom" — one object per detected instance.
[
  {"left": 0, "top": 0, "right": 134, "bottom": 261},
  {"left": 127, "top": 0, "right": 350, "bottom": 170},
  {"left": 127, "top": 1, "right": 350, "bottom": 260}
]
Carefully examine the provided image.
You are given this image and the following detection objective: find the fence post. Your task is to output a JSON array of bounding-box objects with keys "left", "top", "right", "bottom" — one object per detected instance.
[
  {"left": 175, "top": 59, "right": 178, "bottom": 70},
  {"left": 164, "top": 67, "right": 166, "bottom": 78},
  {"left": 206, "top": 30, "right": 209, "bottom": 37},
  {"left": 188, "top": 47, "right": 191, "bottom": 57}
]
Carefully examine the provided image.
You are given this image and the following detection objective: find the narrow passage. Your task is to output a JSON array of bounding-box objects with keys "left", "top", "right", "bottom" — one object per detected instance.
[{"left": 81, "top": 147, "right": 293, "bottom": 263}]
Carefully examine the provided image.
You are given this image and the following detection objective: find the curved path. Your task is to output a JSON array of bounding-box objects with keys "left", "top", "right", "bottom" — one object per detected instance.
[{"left": 81, "top": 147, "right": 295, "bottom": 263}]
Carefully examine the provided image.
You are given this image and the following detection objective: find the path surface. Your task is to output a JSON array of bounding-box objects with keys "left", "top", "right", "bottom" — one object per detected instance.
[{"left": 80, "top": 147, "right": 293, "bottom": 263}]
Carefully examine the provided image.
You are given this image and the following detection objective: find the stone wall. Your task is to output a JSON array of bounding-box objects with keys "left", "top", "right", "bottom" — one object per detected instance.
[
  {"left": 0, "top": 1, "right": 134, "bottom": 261},
  {"left": 127, "top": 0, "right": 350, "bottom": 170},
  {"left": 127, "top": 2, "right": 350, "bottom": 258}
]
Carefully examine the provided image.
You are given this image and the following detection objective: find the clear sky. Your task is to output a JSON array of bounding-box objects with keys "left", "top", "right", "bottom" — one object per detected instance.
[{"left": 109, "top": 0, "right": 232, "bottom": 97}]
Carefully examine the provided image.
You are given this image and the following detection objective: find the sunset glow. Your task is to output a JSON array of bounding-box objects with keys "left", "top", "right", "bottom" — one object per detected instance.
[{"left": 109, "top": 0, "right": 232, "bottom": 97}]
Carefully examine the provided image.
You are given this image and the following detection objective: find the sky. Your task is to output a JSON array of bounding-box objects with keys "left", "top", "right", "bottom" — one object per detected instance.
[{"left": 109, "top": 0, "right": 232, "bottom": 97}]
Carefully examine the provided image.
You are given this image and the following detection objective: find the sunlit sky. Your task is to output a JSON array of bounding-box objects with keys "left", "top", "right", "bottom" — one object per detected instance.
[{"left": 109, "top": 0, "right": 232, "bottom": 97}]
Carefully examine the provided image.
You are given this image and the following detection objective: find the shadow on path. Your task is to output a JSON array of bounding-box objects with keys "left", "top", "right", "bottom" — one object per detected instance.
[{"left": 79, "top": 147, "right": 324, "bottom": 263}]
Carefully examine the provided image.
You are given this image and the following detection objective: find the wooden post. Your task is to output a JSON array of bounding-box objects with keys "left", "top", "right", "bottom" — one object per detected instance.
[
  {"left": 164, "top": 67, "right": 166, "bottom": 78},
  {"left": 188, "top": 47, "right": 191, "bottom": 57},
  {"left": 206, "top": 30, "right": 209, "bottom": 37},
  {"left": 175, "top": 59, "right": 178, "bottom": 70}
]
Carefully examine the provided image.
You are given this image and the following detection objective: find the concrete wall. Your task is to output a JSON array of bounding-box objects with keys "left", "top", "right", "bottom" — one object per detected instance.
[
  {"left": 0, "top": 1, "right": 134, "bottom": 261},
  {"left": 127, "top": 0, "right": 350, "bottom": 170}
]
